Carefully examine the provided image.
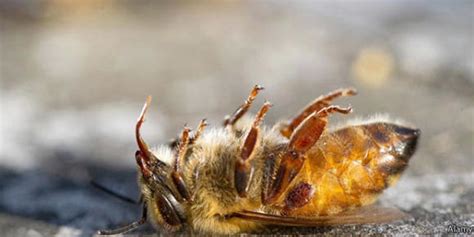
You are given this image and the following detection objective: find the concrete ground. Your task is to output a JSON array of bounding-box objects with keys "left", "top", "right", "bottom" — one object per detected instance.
[{"left": 0, "top": 1, "right": 473, "bottom": 236}]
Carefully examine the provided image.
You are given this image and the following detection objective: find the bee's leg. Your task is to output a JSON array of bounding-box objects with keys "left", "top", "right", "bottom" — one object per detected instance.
[
  {"left": 136, "top": 96, "right": 154, "bottom": 163},
  {"left": 91, "top": 180, "right": 139, "bottom": 204},
  {"left": 171, "top": 126, "right": 192, "bottom": 201},
  {"left": 223, "top": 85, "right": 264, "bottom": 128},
  {"left": 281, "top": 182, "right": 315, "bottom": 215},
  {"left": 235, "top": 102, "right": 272, "bottom": 197},
  {"left": 169, "top": 118, "right": 207, "bottom": 148},
  {"left": 278, "top": 88, "right": 356, "bottom": 138},
  {"left": 136, "top": 96, "right": 167, "bottom": 167},
  {"left": 97, "top": 205, "right": 147, "bottom": 235},
  {"left": 190, "top": 119, "right": 208, "bottom": 144},
  {"left": 263, "top": 105, "right": 352, "bottom": 204}
]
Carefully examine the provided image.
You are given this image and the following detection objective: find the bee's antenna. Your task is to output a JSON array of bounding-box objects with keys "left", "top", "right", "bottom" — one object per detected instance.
[{"left": 90, "top": 180, "right": 139, "bottom": 204}]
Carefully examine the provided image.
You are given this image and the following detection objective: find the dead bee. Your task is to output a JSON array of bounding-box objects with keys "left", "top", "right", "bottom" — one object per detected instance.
[{"left": 98, "top": 86, "right": 420, "bottom": 235}]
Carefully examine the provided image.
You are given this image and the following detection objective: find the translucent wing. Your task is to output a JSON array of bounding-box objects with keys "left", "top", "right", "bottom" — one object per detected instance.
[{"left": 230, "top": 205, "right": 409, "bottom": 226}]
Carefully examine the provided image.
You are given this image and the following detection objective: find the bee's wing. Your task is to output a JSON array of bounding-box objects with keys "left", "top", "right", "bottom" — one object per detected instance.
[{"left": 231, "top": 205, "right": 409, "bottom": 226}]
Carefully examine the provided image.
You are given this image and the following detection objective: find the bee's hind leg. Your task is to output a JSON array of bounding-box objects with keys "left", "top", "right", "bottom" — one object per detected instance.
[
  {"left": 263, "top": 105, "right": 352, "bottom": 204},
  {"left": 234, "top": 102, "right": 272, "bottom": 197},
  {"left": 223, "top": 85, "right": 264, "bottom": 129},
  {"left": 281, "top": 182, "right": 315, "bottom": 215},
  {"left": 278, "top": 88, "right": 356, "bottom": 138}
]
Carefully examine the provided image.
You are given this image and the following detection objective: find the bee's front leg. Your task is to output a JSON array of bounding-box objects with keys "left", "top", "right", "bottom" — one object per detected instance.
[
  {"left": 170, "top": 119, "right": 208, "bottom": 201},
  {"left": 278, "top": 88, "right": 356, "bottom": 138},
  {"left": 263, "top": 105, "right": 352, "bottom": 204},
  {"left": 223, "top": 85, "right": 264, "bottom": 129},
  {"left": 190, "top": 119, "right": 208, "bottom": 144},
  {"left": 234, "top": 102, "right": 272, "bottom": 197},
  {"left": 168, "top": 119, "right": 207, "bottom": 148},
  {"left": 171, "top": 126, "right": 192, "bottom": 201}
]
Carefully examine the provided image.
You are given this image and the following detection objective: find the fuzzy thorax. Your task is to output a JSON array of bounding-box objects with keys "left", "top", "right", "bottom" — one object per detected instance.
[{"left": 143, "top": 119, "right": 284, "bottom": 234}]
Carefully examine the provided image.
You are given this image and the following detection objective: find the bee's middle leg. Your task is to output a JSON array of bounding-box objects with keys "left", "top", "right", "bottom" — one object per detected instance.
[
  {"left": 223, "top": 85, "right": 264, "bottom": 129},
  {"left": 234, "top": 102, "right": 272, "bottom": 197}
]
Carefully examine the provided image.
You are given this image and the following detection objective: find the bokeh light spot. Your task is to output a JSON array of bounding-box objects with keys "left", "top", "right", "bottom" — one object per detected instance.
[{"left": 352, "top": 47, "right": 394, "bottom": 88}]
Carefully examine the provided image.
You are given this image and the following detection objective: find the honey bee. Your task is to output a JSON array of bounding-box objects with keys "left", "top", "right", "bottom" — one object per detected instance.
[{"left": 98, "top": 86, "right": 420, "bottom": 235}]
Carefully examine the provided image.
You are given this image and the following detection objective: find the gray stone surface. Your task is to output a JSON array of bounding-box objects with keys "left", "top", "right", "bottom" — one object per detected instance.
[
  {"left": 1, "top": 169, "right": 472, "bottom": 236},
  {"left": 0, "top": 1, "right": 473, "bottom": 236}
]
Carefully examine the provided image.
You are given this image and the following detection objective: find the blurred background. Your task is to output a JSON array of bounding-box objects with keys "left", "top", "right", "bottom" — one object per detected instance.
[{"left": 0, "top": 1, "right": 473, "bottom": 236}]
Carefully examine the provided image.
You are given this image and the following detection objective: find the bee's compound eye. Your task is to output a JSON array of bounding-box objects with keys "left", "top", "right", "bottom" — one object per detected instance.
[{"left": 155, "top": 192, "right": 184, "bottom": 228}]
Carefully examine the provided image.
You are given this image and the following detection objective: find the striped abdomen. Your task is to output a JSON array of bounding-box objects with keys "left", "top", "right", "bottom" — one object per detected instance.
[{"left": 282, "top": 122, "right": 419, "bottom": 216}]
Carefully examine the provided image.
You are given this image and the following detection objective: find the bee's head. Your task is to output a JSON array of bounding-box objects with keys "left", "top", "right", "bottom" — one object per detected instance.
[
  {"left": 134, "top": 96, "right": 187, "bottom": 231},
  {"left": 135, "top": 150, "right": 187, "bottom": 231}
]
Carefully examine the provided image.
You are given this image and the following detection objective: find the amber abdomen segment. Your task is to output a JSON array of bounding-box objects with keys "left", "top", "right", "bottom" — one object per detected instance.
[{"left": 284, "top": 122, "right": 419, "bottom": 216}]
